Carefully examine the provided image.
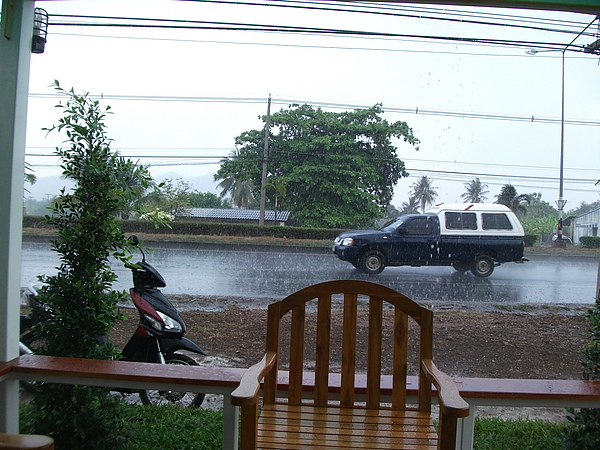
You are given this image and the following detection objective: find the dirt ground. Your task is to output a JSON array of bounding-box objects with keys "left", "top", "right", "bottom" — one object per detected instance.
[
  {"left": 110, "top": 297, "right": 590, "bottom": 381},
  {"left": 108, "top": 297, "right": 592, "bottom": 421}
]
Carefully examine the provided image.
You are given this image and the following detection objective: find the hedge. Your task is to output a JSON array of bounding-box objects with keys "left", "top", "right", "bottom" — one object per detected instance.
[
  {"left": 580, "top": 236, "right": 600, "bottom": 248},
  {"left": 524, "top": 234, "right": 538, "bottom": 247},
  {"left": 23, "top": 216, "right": 344, "bottom": 241}
]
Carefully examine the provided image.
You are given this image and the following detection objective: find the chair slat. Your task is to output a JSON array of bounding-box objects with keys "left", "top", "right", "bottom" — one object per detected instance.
[
  {"left": 340, "top": 292, "right": 357, "bottom": 407},
  {"left": 314, "top": 294, "right": 332, "bottom": 405},
  {"left": 263, "top": 301, "right": 281, "bottom": 404},
  {"left": 366, "top": 296, "right": 383, "bottom": 408},
  {"left": 289, "top": 304, "right": 306, "bottom": 404},
  {"left": 392, "top": 308, "right": 409, "bottom": 409},
  {"left": 419, "top": 308, "right": 434, "bottom": 413}
]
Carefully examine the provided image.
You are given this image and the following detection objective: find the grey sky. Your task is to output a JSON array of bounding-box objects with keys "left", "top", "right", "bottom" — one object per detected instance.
[{"left": 26, "top": 0, "right": 600, "bottom": 211}]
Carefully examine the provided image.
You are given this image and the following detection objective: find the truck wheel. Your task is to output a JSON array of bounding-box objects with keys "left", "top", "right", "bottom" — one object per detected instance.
[
  {"left": 471, "top": 255, "right": 494, "bottom": 278},
  {"left": 361, "top": 250, "right": 385, "bottom": 275}
]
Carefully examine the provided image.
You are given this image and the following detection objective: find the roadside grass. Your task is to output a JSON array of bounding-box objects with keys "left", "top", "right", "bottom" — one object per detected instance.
[{"left": 22, "top": 402, "right": 569, "bottom": 449}]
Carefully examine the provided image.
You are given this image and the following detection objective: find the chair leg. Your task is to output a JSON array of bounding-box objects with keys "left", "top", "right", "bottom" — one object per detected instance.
[
  {"left": 437, "top": 414, "right": 459, "bottom": 450},
  {"left": 239, "top": 403, "right": 259, "bottom": 450}
]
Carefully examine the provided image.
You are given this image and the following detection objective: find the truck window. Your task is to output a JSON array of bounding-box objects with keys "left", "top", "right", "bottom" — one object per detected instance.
[
  {"left": 445, "top": 212, "right": 477, "bottom": 230},
  {"left": 482, "top": 213, "right": 513, "bottom": 230},
  {"left": 405, "top": 217, "right": 433, "bottom": 235}
]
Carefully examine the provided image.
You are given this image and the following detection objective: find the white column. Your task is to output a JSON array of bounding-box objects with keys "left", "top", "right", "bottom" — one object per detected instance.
[{"left": 0, "top": 0, "right": 34, "bottom": 433}]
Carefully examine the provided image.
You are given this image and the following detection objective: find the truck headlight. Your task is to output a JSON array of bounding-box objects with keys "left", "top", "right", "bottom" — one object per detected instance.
[{"left": 341, "top": 238, "right": 354, "bottom": 246}]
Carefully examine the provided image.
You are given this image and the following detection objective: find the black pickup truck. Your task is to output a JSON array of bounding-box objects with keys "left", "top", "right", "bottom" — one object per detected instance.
[{"left": 333, "top": 203, "right": 526, "bottom": 277}]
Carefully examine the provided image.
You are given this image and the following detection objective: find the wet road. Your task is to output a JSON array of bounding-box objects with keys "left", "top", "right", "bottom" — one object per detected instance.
[{"left": 21, "top": 239, "right": 598, "bottom": 305}]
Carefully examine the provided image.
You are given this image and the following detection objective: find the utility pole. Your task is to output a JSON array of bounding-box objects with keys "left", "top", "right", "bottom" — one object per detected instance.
[
  {"left": 555, "top": 16, "right": 598, "bottom": 245},
  {"left": 259, "top": 95, "right": 271, "bottom": 226}
]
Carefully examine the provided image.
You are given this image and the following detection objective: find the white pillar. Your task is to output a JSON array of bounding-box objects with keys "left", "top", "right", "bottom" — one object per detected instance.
[{"left": 0, "top": 0, "right": 34, "bottom": 433}]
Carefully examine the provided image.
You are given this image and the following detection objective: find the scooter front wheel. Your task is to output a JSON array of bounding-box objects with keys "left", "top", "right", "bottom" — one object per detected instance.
[{"left": 139, "top": 353, "right": 205, "bottom": 408}]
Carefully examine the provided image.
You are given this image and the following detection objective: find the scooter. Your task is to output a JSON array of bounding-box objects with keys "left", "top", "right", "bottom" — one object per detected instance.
[{"left": 20, "top": 235, "right": 206, "bottom": 407}]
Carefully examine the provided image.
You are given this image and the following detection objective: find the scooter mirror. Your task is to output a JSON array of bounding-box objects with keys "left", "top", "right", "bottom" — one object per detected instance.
[{"left": 130, "top": 235, "right": 140, "bottom": 246}]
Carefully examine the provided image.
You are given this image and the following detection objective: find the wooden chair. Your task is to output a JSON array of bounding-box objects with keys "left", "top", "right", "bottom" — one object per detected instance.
[
  {"left": 231, "top": 280, "right": 469, "bottom": 449},
  {"left": 0, "top": 433, "right": 54, "bottom": 450}
]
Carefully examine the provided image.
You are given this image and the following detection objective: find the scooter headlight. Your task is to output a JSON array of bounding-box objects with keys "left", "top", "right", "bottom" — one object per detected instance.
[
  {"left": 144, "top": 313, "right": 164, "bottom": 332},
  {"left": 157, "top": 311, "right": 183, "bottom": 333}
]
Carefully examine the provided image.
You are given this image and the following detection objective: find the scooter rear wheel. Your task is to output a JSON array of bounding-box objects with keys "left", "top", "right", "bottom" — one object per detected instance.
[{"left": 139, "top": 353, "right": 205, "bottom": 408}]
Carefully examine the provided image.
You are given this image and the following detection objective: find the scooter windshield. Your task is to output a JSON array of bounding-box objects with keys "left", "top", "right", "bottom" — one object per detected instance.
[{"left": 133, "top": 261, "right": 166, "bottom": 289}]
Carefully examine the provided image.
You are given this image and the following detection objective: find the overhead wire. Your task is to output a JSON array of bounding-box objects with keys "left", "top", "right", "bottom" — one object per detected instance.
[
  {"left": 47, "top": 16, "right": 593, "bottom": 53},
  {"left": 27, "top": 93, "right": 600, "bottom": 127}
]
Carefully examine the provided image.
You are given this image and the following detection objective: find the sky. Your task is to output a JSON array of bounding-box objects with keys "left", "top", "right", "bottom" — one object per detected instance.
[{"left": 24, "top": 0, "right": 600, "bottom": 213}]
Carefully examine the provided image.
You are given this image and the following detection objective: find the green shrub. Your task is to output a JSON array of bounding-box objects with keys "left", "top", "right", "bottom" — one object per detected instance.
[
  {"left": 524, "top": 234, "right": 538, "bottom": 247},
  {"left": 24, "top": 215, "right": 345, "bottom": 241},
  {"left": 27, "top": 82, "right": 154, "bottom": 448},
  {"left": 580, "top": 236, "right": 600, "bottom": 248},
  {"left": 563, "top": 293, "right": 600, "bottom": 447}
]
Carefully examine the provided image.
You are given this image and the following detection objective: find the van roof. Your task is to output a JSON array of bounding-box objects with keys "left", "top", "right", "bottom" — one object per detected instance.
[{"left": 426, "top": 203, "right": 513, "bottom": 214}]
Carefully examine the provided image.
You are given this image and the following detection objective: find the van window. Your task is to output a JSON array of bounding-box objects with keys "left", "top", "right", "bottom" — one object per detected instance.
[
  {"left": 445, "top": 212, "right": 477, "bottom": 230},
  {"left": 405, "top": 217, "right": 433, "bottom": 235},
  {"left": 482, "top": 213, "right": 513, "bottom": 230}
]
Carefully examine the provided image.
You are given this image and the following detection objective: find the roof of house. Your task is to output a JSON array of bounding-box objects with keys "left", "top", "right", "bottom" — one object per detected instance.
[
  {"left": 183, "top": 208, "right": 291, "bottom": 221},
  {"left": 574, "top": 207, "right": 600, "bottom": 220}
]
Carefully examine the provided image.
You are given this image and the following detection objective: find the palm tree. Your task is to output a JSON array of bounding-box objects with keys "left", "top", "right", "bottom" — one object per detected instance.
[
  {"left": 215, "top": 149, "right": 255, "bottom": 208},
  {"left": 265, "top": 178, "right": 286, "bottom": 217},
  {"left": 411, "top": 176, "right": 438, "bottom": 213},
  {"left": 217, "top": 176, "right": 254, "bottom": 209},
  {"left": 495, "top": 184, "right": 531, "bottom": 215},
  {"left": 461, "top": 178, "right": 489, "bottom": 203},
  {"left": 399, "top": 196, "right": 420, "bottom": 214}
]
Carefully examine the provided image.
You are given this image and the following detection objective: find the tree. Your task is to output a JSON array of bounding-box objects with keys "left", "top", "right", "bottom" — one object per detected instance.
[
  {"left": 189, "top": 191, "right": 231, "bottom": 208},
  {"left": 161, "top": 178, "right": 192, "bottom": 216},
  {"left": 568, "top": 200, "right": 600, "bottom": 218},
  {"left": 265, "top": 176, "right": 287, "bottom": 214},
  {"left": 29, "top": 82, "right": 154, "bottom": 447},
  {"left": 24, "top": 162, "right": 36, "bottom": 189},
  {"left": 526, "top": 192, "right": 557, "bottom": 219},
  {"left": 399, "top": 196, "right": 420, "bottom": 214},
  {"left": 215, "top": 104, "right": 419, "bottom": 228},
  {"left": 495, "top": 184, "right": 531, "bottom": 216},
  {"left": 411, "top": 176, "right": 438, "bottom": 213},
  {"left": 217, "top": 175, "right": 254, "bottom": 208},
  {"left": 115, "top": 161, "right": 155, "bottom": 220},
  {"left": 461, "top": 178, "right": 488, "bottom": 203}
]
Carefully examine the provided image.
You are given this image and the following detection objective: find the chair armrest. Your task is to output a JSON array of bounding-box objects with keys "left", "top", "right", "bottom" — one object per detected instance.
[
  {"left": 231, "top": 352, "right": 277, "bottom": 407},
  {"left": 422, "top": 359, "right": 470, "bottom": 418}
]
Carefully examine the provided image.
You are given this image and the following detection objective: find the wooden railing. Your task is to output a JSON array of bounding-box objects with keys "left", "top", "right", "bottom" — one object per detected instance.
[{"left": 2, "top": 355, "right": 600, "bottom": 450}]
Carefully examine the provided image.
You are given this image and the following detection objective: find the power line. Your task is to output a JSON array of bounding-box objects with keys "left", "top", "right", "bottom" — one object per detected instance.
[
  {"left": 180, "top": 0, "right": 597, "bottom": 37},
  {"left": 27, "top": 93, "right": 600, "bottom": 127},
  {"left": 48, "top": 18, "right": 592, "bottom": 53}
]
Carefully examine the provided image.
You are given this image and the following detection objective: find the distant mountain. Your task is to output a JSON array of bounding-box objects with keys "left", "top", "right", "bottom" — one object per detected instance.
[
  {"left": 24, "top": 175, "right": 74, "bottom": 200},
  {"left": 24, "top": 172, "right": 221, "bottom": 201}
]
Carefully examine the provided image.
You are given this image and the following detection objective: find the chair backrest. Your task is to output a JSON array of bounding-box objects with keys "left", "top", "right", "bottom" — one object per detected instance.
[{"left": 262, "top": 280, "right": 434, "bottom": 412}]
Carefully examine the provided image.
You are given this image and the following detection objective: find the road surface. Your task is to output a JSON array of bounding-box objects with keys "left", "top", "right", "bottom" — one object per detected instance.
[{"left": 20, "top": 239, "right": 598, "bottom": 305}]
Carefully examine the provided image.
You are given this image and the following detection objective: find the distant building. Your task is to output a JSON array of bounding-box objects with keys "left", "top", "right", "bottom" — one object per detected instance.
[
  {"left": 572, "top": 207, "right": 600, "bottom": 245},
  {"left": 180, "top": 208, "right": 291, "bottom": 226}
]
